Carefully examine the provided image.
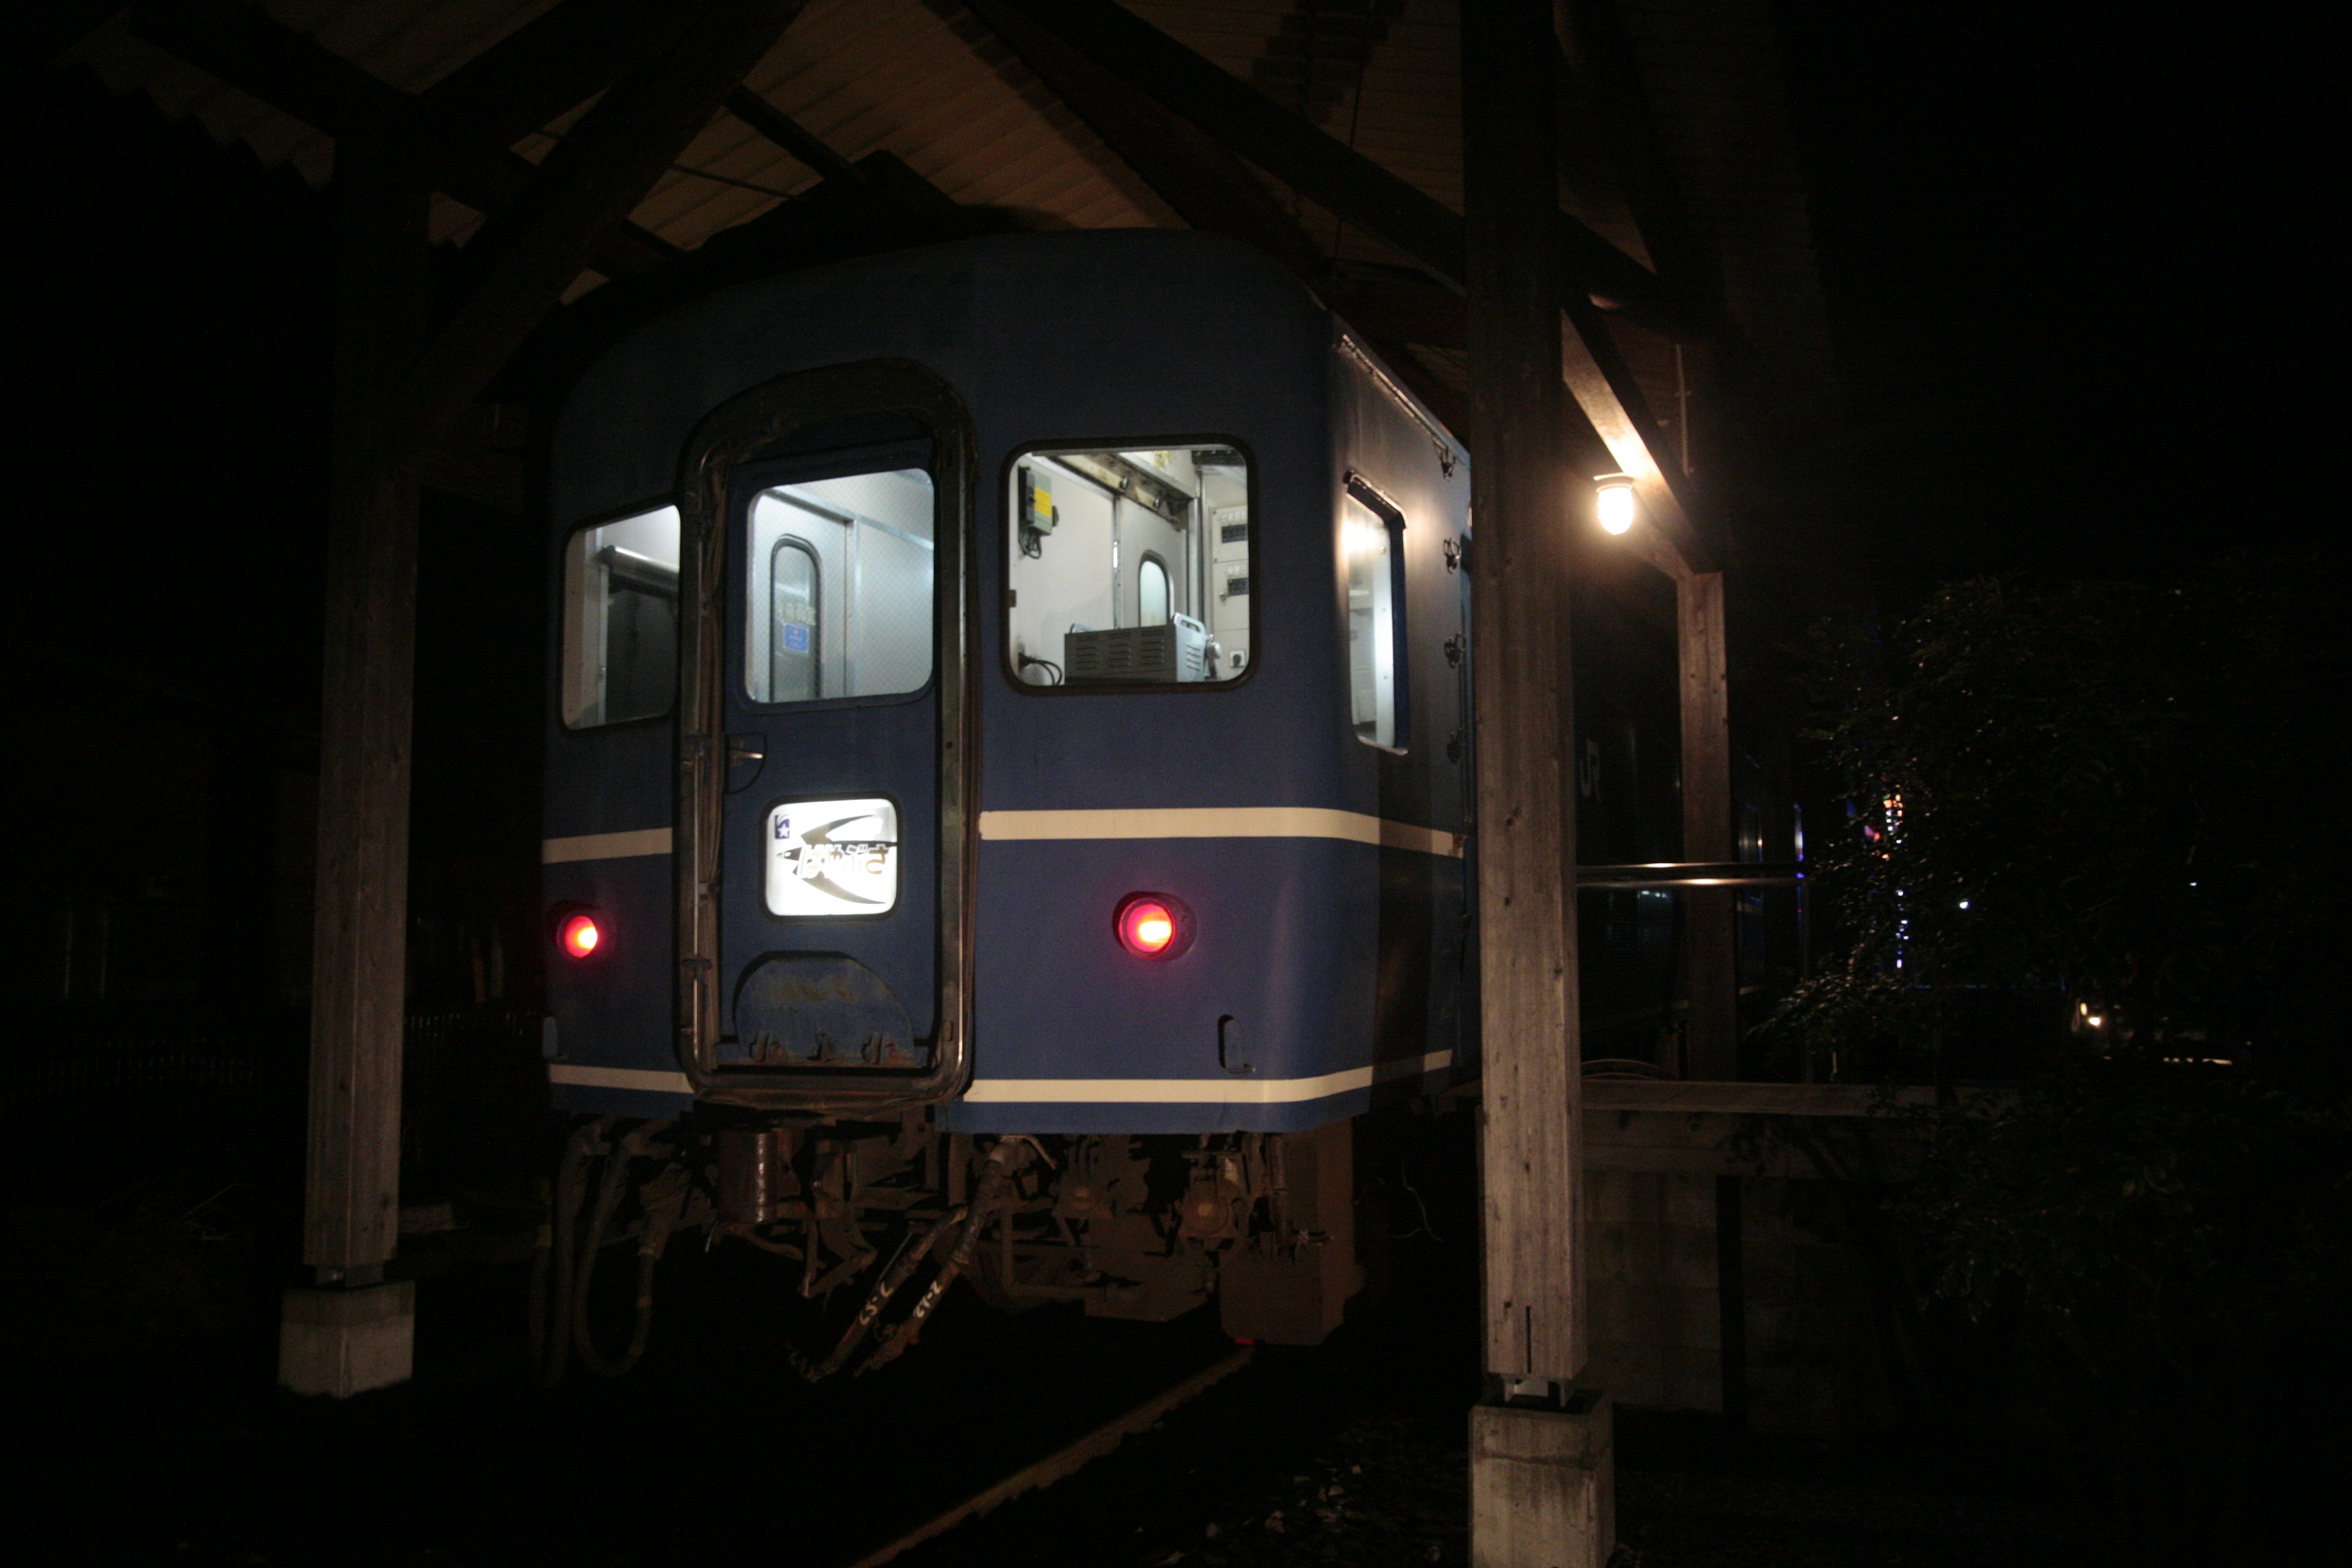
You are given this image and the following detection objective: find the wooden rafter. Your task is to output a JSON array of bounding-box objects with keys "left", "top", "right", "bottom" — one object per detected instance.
[
  {"left": 1561, "top": 289, "right": 1713, "bottom": 577},
  {"left": 994, "top": 0, "right": 1698, "bottom": 339},
  {"left": 422, "top": 0, "right": 704, "bottom": 149},
  {"left": 122, "top": 0, "right": 678, "bottom": 279},
  {"left": 1557, "top": 0, "right": 1717, "bottom": 314},
  {"left": 724, "top": 86, "right": 863, "bottom": 185},
  {"left": 965, "top": 0, "right": 1466, "bottom": 425},
  {"left": 385, "top": 0, "right": 808, "bottom": 461}
]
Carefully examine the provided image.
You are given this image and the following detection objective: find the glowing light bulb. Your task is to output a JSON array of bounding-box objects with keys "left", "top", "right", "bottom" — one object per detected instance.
[
  {"left": 559, "top": 913, "right": 601, "bottom": 959},
  {"left": 1594, "top": 474, "right": 1637, "bottom": 535},
  {"left": 1115, "top": 894, "right": 1191, "bottom": 959}
]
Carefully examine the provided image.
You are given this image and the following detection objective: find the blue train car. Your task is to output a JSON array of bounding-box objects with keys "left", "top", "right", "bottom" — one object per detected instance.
[{"left": 534, "top": 232, "right": 1472, "bottom": 1362}]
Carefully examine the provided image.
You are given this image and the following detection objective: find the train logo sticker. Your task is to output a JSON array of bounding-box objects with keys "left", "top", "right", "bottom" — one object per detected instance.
[{"left": 766, "top": 797, "right": 899, "bottom": 916}]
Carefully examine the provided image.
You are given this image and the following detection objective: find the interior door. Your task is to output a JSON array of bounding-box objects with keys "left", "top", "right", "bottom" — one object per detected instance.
[{"left": 673, "top": 364, "right": 973, "bottom": 1110}]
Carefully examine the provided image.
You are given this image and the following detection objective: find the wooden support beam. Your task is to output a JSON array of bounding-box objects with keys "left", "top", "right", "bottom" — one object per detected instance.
[
  {"left": 725, "top": 85, "right": 862, "bottom": 184},
  {"left": 970, "top": 0, "right": 1471, "bottom": 432},
  {"left": 1464, "top": 0, "right": 1613, "bottom": 1546},
  {"left": 1676, "top": 570, "right": 1737, "bottom": 1079},
  {"left": 386, "top": 0, "right": 805, "bottom": 462},
  {"left": 1464, "top": 0, "right": 1584, "bottom": 1396},
  {"left": 1556, "top": 0, "right": 1716, "bottom": 310},
  {"left": 424, "top": 0, "right": 702, "bottom": 147},
  {"left": 304, "top": 125, "right": 429, "bottom": 1287},
  {"left": 997, "top": 0, "right": 1695, "bottom": 339},
  {"left": 124, "top": 0, "right": 678, "bottom": 279},
  {"left": 967, "top": 0, "right": 1324, "bottom": 275},
  {"left": 1559, "top": 289, "right": 1711, "bottom": 578}
]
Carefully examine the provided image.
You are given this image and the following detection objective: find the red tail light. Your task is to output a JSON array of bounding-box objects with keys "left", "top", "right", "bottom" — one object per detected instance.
[
  {"left": 558, "top": 912, "right": 602, "bottom": 960},
  {"left": 1115, "top": 893, "right": 1194, "bottom": 960}
]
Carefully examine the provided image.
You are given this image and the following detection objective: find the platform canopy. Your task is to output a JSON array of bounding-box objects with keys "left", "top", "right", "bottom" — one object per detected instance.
[{"left": 58, "top": 0, "right": 1837, "bottom": 575}]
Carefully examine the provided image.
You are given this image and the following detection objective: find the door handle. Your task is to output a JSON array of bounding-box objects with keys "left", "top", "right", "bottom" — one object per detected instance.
[{"left": 725, "top": 733, "right": 765, "bottom": 793}]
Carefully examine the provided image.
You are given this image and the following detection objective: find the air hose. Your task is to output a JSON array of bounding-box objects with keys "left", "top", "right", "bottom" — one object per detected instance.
[
  {"left": 856, "top": 1137, "right": 1034, "bottom": 1376},
  {"left": 533, "top": 1117, "right": 612, "bottom": 1387},
  {"left": 570, "top": 1121, "right": 677, "bottom": 1379}
]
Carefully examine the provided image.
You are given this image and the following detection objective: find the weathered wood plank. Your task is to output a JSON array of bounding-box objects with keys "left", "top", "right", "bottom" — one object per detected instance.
[
  {"left": 1464, "top": 0, "right": 1582, "bottom": 1390},
  {"left": 303, "top": 127, "right": 428, "bottom": 1278},
  {"left": 1583, "top": 1080, "right": 1950, "bottom": 1116},
  {"left": 1676, "top": 571, "right": 1736, "bottom": 1079}
]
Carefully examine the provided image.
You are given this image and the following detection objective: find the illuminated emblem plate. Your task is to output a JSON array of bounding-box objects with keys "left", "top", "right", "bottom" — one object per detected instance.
[{"left": 766, "top": 797, "right": 899, "bottom": 916}]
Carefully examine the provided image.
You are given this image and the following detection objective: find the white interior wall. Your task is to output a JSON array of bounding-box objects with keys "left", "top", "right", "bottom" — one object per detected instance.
[
  {"left": 1009, "top": 456, "right": 1115, "bottom": 674},
  {"left": 746, "top": 470, "right": 932, "bottom": 701}
]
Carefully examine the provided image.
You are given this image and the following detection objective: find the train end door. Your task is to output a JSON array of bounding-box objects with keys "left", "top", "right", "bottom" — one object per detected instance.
[{"left": 674, "top": 363, "right": 974, "bottom": 1113}]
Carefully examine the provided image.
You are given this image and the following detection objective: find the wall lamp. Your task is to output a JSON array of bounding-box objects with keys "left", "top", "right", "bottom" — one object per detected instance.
[{"left": 1594, "top": 473, "right": 1638, "bottom": 535}]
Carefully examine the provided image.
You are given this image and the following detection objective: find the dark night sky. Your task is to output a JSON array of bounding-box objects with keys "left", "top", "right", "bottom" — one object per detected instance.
[{"left": 1773, "top": 0, "right": 2332, "bottom": 587}]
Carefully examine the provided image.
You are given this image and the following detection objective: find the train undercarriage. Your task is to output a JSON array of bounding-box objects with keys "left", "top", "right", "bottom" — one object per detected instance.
[{"left": 529, "top": 1114, "right": 1382, "bottom": 1386}]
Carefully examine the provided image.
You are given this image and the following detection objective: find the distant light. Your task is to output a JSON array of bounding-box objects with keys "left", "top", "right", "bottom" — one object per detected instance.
[
  {"left": 1594, "top": 473, "right": 1637, "bottom": 535},
  {"left": 1958, "top": 900, "right": 1970, "bottom": 910},
  {"left": 2086, "top": 1015, "right": 2105, "bottom": 1028}
]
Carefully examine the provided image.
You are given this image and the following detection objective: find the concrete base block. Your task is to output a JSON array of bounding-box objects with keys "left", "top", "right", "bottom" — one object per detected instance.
[
  {"left": 1470, "top": 1389, "right": 1615, "bottom": 1568},
  {"left": 279, "top": 1280, "right": 415, "bottom": 1398}
]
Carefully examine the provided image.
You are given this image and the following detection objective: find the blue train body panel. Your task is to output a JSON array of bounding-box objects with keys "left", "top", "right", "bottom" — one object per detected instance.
[{"left": 541, "top": 231, "right": 1471, "bottom": 1132}]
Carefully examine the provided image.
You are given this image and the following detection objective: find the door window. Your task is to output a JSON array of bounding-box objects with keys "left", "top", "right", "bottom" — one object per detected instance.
[
  {"left": 768, "top": 538, "right": 820, "bottom": 703},
  {"left": 745, "top": 467, "right": 935, "bottom": 703},
  {"left": 560, "top": 505, "right": 679, "bottom": 728},
  {"left": 1138, "top": 554, "right": 1171, "bottom": 627},
  {"left": 1007, "top": 444, "right": 1250, "bottom": 686}
]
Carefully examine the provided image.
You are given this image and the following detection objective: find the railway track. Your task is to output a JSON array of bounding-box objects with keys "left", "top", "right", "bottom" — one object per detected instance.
[{"left": 847, "top": 1346, "right": 1257, "bottom": 1567}]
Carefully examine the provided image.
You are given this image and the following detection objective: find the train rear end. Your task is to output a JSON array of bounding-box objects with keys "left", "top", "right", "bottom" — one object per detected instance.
[{"left": 535, "top": 233, "right": 1469, "bottom": 1370}]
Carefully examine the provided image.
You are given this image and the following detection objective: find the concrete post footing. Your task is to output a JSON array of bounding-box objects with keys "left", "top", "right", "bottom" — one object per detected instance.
[
  {"left": 1470, "top": 1388, "right": 1615, "bottom": 1568},
  {"left": 278, "top": 1279, "right": 415, "bottom": 1398}
]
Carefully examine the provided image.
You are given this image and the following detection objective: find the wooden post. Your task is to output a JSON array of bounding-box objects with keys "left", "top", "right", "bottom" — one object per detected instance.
[
  {"left": 280, "top": 126, "right": 429, "bottom": 1398},
  {"left": 1678, "top": 570, "right": 1736, "bottom": 1079},
  {"left": 1464, "top": 0, "right": 1613, "bottom": 1561}
]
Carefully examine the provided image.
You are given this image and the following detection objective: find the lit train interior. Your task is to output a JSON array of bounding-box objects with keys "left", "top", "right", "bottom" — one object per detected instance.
[{"left": 1008, "top": 443, "right": 1251, "bottom": 686}]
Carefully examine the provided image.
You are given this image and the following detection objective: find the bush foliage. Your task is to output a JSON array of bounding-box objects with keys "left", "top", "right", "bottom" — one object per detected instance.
[{"left": 1772, "top": 565, "right": 2347, "bottom": 1553}]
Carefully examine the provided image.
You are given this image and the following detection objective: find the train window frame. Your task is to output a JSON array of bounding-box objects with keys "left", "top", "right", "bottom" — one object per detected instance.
[
  {"left": 735, "top": 446, "right": 941, "bottom": 714},
  {"left": 1343, "top": 473, "right": 1411, "bottom": 753},
  {"left": 557, "top": 499, "right": 682, "bottom": 733},
  {"left": 999, "top": 434, "right": 1260, "bottom": 697}
]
